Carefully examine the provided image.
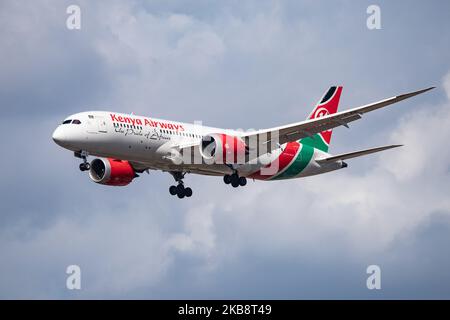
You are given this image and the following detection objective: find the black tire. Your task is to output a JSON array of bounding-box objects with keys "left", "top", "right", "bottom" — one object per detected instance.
[
  {"left": 169, "top": 185, "right": 177, "bottom": 195},
  {"left": 223, "top": 175, "right": 231, "bottom": 184},
  {"left": 84, "top": 163, "right": 90, "bottom": 170},
  {"left": 177, "top": 190, "right": 185, "bottom": 199},
  {"left": 239, "top": 177, "right": 247, "bottom": 186},
  {"left": 185, "top": 187, "right": 193, "bottom": 197},
  {"left": 230, "top": 173, "right": 239, "bottom": 185},
  {"left": 176, "top": 184, "right": 185, "bottom": 198},
  {"left": 79, "top": 163, "right": 86, "bottom": 171},
  {"left": 176, "top": 184, "right": 185, "bottom": 194},
  {"left": 231, "top": 180, "right": 239, "bottom": 188}
]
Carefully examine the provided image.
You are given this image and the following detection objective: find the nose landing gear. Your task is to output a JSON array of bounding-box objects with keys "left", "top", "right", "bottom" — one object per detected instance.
[
  {"left": 223, "top": 173, "right": 247, "bottom": 188},
  {"left": 169, "top": 171, "right": 192, "bottom": 199},
  {"left": 75, "top": 151, "right": 90, "bottom": 171},
  {"left": 79, "top": 162, "right": 90, "bottom": 171}
]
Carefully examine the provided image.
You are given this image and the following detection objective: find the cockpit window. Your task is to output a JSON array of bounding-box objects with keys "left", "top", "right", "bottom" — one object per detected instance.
[
  {"left": 62, "top": 119, "right": 72, "bottom": 124},
  {"left": 72, "top": 119, "right": 81, "bottom": 124}
]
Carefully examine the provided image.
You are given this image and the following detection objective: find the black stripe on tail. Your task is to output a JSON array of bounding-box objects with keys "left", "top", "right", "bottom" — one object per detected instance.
[{"left": 320, "top": 86, "right": 337, "bottom": 104}]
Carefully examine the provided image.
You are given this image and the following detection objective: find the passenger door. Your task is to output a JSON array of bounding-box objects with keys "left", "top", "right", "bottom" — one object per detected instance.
[{"left": 96, "top": 116, "right": 107, "bottom": 133}]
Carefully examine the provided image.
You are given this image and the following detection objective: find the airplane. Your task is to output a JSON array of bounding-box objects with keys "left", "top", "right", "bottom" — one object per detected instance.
[{"left": 52, "top": 86, "right": 434, "bottom": 199}]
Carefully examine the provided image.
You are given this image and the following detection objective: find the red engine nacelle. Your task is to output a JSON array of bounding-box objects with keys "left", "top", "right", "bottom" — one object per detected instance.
[
  {"left": 89, "top": 158, "right": 136, "bottom": 186},
  {"left": 200, "top": 133, "right": 248, "bottom": 164}
]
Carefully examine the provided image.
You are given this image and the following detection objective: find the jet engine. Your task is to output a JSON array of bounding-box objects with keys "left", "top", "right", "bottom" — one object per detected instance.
[
  {"left": 200, "top": 133, "right": 248, "bottom": 164},
  {"left": 89, "top": 158, "right": 136, "bottom": 186}
]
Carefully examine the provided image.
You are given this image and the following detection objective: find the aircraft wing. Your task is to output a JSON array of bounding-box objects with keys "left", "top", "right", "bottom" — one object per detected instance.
[
  {"left": 315, "top": 144, "right": 402, "bottom": 163},
  {"left": 241, "top": 87, "right": 434, "bottom": 153}
]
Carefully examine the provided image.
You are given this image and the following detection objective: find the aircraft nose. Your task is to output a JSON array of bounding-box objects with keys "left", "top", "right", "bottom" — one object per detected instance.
[{"left": 52, "top": 126, "right": 66, "bottom": 146}]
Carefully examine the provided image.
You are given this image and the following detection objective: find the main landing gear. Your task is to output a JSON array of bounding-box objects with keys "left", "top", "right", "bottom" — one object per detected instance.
[
  {"left": 169, "top": 172, "right": 192, "bottom": 199},
  {"left": 75, "top": 151, "right": 90, "bottom": 171},
  {"left": 223, "top": 173, "right": 247, "bottom": 188}
]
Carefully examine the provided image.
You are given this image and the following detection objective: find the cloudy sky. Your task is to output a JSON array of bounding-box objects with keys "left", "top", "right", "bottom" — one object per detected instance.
[{"left": 1, "top": 0, "right": 450, "bottom": 299}]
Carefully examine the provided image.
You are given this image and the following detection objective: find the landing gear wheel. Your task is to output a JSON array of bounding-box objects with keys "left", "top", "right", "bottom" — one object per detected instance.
[
  {"left": 225, "top": 171, "right": 247, "bottom": 188},
  {"left": 184, "top": 187, "right": 193, "bottom": 197},
  {"left": 176, "top": 184, "right": 185, "bottom": 194},
  {"left": 79, "top": 163, "right": 90, "bottom": 171},
  {"left": 169, "top": 185, "right": 177, "bottom": 195},
  {"left": 176, "top": 184, "right": 186, "bottom": 198},
  {"left": 76, "top": 151, "right": 90, "bottom": 172},
  {"left": 230, "top": 173, "right": 239, "bottom": 185},
  {"left": 223, "top": 175, "right": 231, "bottom": 184},
  {"left": 169, "top": 171, "right": 193, "bottom": 199},
  {"left": 177, "top": 190, "right": 185, "bottom": 199}
]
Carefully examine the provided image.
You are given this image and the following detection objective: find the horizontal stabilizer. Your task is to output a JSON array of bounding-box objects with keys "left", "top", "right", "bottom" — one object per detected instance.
[{"left": 316, "top": 144, "right": 403, "bottom": 163}]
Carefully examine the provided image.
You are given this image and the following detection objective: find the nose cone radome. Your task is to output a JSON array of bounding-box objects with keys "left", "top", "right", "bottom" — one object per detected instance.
[{"left": 52, "top": 126, "right": 66, "bottom": 146}]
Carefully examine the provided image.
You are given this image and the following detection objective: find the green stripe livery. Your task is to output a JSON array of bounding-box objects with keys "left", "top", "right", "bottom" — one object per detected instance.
[{"left": 270, "top": 143, "right": 315, "bottom": 180}]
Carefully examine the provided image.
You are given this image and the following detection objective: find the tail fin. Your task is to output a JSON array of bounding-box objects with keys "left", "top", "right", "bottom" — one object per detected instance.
[{"left": 301, "top": 86, "right": 343, "bottom": 152}]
